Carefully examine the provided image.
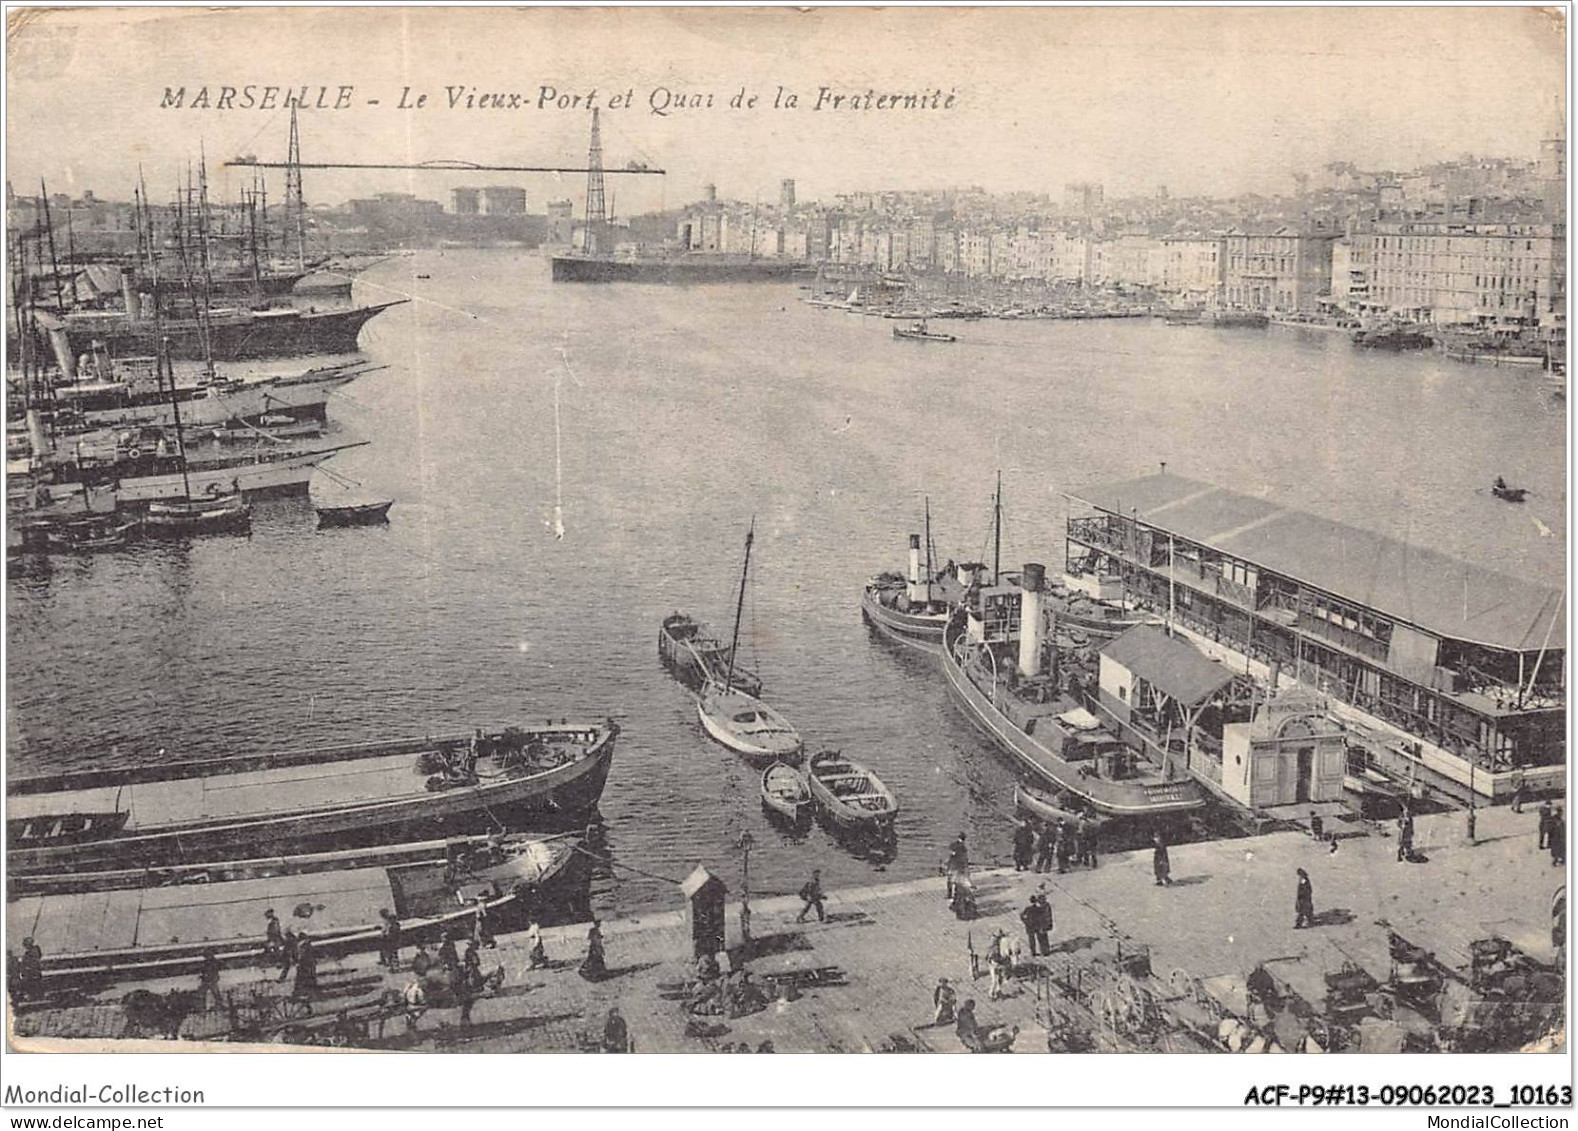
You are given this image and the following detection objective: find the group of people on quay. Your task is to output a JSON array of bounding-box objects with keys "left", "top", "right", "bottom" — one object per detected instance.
[{"left": 1010, "top": 819, "right": 1099, "bottom": 875}]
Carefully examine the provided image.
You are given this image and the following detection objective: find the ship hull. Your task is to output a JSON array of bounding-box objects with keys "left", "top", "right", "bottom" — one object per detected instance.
[
  {"left": 940, "top": 617, "right": 1204, "bottom": 818},
  {"left": 7, "top": 723, "right": 618, "bottom": 875},
  {"left": 552, "top": 255, "right": 800, "bottom": 284},
  {"left": 860, "top": 586, "right": 946, "bottom": 654},
  {"left": 9, "top": 832, "right": 592, "bottom": 986},
  {"left": 52, "top": 302, "right": 405, "bottom": 362},
  {"left": 102, "top": 446, "right": 362, "bottom": 504}
]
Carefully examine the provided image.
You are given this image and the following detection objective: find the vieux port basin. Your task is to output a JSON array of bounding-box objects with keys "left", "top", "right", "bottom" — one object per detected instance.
[{"left": 3, "top": 115, "right": 1569, "bottom": 1056}]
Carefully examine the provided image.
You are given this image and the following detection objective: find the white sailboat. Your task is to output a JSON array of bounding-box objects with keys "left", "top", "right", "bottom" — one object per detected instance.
[{"left": 696, "top": 518, "right": 803, "bottom": 765}]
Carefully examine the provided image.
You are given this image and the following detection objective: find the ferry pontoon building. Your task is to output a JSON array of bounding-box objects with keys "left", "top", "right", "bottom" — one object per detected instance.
[{"left": 1063, "top": 473, "right": 1564, "bottom": 800}]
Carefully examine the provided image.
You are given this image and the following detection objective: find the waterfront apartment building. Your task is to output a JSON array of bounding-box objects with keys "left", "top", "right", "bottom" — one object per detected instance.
[
  {"left": 479, "top": 186, "right": 527, "bottom": 215},
  {"left": 1363, "top": 217, "right": 1565, "bottom": 328},
  {"left": 1222, "top": 229, "right": 1338, "bottom": 313},
  {"left": 1160, "top": 236, "right": 1225, "bottom": 303},
  {"left": 1063, "top": 473, "right": 1564, "bottom": 800}
]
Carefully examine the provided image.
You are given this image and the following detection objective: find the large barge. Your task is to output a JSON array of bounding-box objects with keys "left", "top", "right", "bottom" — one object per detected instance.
[
  {"left": 8, "top": 830, "right": 590, "bottom": 986},
  {"left": 7, "top": 721, "right": 618, "bottom": 875}
]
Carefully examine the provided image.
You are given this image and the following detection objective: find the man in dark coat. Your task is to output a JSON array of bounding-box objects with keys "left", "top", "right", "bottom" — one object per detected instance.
[
  {"left": 378, "top": 909, "right": 402, "bottom": 970},
  {"left": 263, "top": 909, "right": 284, "bottom": 959},
  {"left": 1293, "top": 868, "right": 1315, "bottom": 929},
  {"left": 1024, "top": 895, "right": 1053, "bottom": 956},
  {"left": 18, "top": 938, "right": 44, "bottom": 1002},
  {"left": 1550, "top": 808, "right": 1566, "bottom": 868},
  {"left": 602, "top": 1007, "right": 630, "bottom": 1053},
  {"left": 1152, "top": 831, "right": 1171, "bottom": 886},
  {"left": 1012, "top": 820, "right": 1036, "bottom": 872},
  {"left": 1539, "top": 799, "right": 1555, "bottom": 849},
  {"left": 293, "top": 939, "right": 318, "bottom": 997},
  {"left": 276, "top": 929, "right": 299, "bottom": 983},
  {"left": 796, "top": 871, "right": 826, "bottom": 923},
  {"left": 197, "top": 950, "right": 223, "bottom": 1010},
  {"left": 1054, "top": 821, "right": 1072, "bottom": 874},
  {"left": 1080, "top": 821, "right": 1099, "bottom": 869},
  {"left": 1034, "top": 824, "right": 1056, "bottom": 873},
  {"left": 438, "top": 933, "right": 460, "bottom": 971}
]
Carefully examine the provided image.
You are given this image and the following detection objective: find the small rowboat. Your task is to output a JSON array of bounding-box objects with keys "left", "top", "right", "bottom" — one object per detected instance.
[
  {"left": 697, "top": 684, "right": 803, "bottom": 765},
  {"left": 806, "top": 749, "right": 898, "bottom": 833},
  {"left": 761, "top": 762, "right": 812, "bottom": 825},
  {"left": 317, "top": 499, "right": 394, "bottom": 527},
  {"left": 1014, "top": 782, "right": 1103, "bottom": 830}
]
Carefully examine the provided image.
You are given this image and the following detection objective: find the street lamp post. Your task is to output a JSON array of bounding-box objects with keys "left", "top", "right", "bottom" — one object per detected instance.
[{"left": 738, "top": 831, "right": 755, "bottom": 944}]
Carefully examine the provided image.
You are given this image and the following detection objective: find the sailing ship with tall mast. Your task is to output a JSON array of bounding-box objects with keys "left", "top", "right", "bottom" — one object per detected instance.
[{"left": 696, "top": 519, "right": 804, "bottom": 764}]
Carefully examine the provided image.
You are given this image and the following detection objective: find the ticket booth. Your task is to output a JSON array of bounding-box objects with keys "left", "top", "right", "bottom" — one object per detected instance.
[{"left": 681, "top": 866, "right": 728, "bottom": 959}]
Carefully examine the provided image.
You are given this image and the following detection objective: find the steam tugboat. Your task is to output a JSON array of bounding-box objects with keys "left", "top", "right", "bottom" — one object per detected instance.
[{"left": 939, "top": 562, "right": 1205, "bottom": 818}]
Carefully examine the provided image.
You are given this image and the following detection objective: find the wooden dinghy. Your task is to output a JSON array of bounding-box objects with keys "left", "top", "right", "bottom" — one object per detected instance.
[
  {"left": 697, "top": 684, "right": 803, "bottom": 765},
  {"left": 760, "top": 762, "right": 812, "bottom": 824},
  {"left": 316, "top": 499, "right": 393, "bottom": 527},
  {"left": 7, "top": 721, "right": 618, "bottom": 875},
  {"left": 1013, "top": 782, "right": 1106, "bottom": 830},
  {"left": 806, "top": 749, "right": 898, "bottom": 834},
  {"left": 7, "top": 831, "right": 586, "bottom": 986}
]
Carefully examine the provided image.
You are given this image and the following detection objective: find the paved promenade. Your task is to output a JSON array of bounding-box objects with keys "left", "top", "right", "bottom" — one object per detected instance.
[{"left": 12, "top": 804, "right": 1563, "bottom": 1053}]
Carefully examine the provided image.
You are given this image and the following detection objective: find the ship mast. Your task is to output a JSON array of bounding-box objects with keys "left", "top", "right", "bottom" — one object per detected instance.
[
  {"left": 160, "top": 336, "right": 193, "bottom": 500},
  {"left": 924, "top": 495, "right": 933, "bottom": 603},
  {"left": 993, "top": 469, "right": 1002, "bottom": 585},
  {"left": 582, "top": 108, "right": 606, "bottom": 255},
  {"left": 724, "top": 517, "right": 756, "bottom": 693}
]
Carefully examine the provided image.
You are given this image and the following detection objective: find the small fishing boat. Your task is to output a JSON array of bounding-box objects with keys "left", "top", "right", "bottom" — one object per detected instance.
[
  {"left": 692, "top": 519, "right": 802, "bottom": 763},
  {"left": 1491, "top": 478, "right": 1529, "bottom": 503},
  {"left": 1206, "top": 309, "right": 1269, "bottom": 329},
  {"left": 697, "top": 683, "right": 803, "bottom": 765},
  {"left": 806, "top": 749, "right": 898, "bottom": 834},
  {"left": 893, "top": 319, "right": 957, "bottom": 343},
  {"left": 658, "top": 612, "right": 762, "bottom": 697},
  {"left": 142, "top": 489, "right": 252, "bottom": 537},
  {"left": 760, "top": 762, "right": 812, "bottom": 824},
  {"left": 316, "top": 499, "right": 394, "bottom": 527},
  {"left": 8, "top": 831, "right": 588, "bottom": 986},
  {"left": 26, "top": 513, "right": 141, "bottom": 553}
]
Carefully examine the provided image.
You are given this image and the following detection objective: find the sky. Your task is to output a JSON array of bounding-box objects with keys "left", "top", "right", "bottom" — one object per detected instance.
[{"left": 5, "top": 6, "right": 1567, "bottom": 213}]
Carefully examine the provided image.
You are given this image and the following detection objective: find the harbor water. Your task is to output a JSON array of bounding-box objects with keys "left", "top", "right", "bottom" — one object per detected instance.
[{"left": 7, "top": 250, "right": 1566, "bottom": 916}]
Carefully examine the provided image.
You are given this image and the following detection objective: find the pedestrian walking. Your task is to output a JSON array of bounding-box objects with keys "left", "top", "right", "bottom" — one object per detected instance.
[
  {"left": 378, "top": 908, "right": 402, "bottom": 970},
  {"left": 471, "top": 895, "right": 496, "bottom": 949},
  {"left": 18, "top": 938, "right": 43, "bottom": 1002},
  {"left": 1511, "top": 769, "right": 1526, "bottom": 813},
  {"left": 1550, "top": 808, "right": 1566, "bottom": 868},
  {"left": 262, "top": 909, "right": 284, "bottom": 960},
  {"left": 1309, "top": 809, "right": 1324, "bottom": 841},
  {"left": 526, "top": 921, "right": 549, "bottom": 969},
  {"left": 197, "top": 950, "right": 223, "bottom": 1010},
  {"left": 1081, "top": 821, "right": 1099, "bottom": 869},
  {"left": 1397, "top": 814, "right": 1415, "bottom": 862},
  {"left": 1293, "top": 868, "right": 1314, "bottom": 930},
  {"left": 602, "top": 1006, "right": 631, "bottom": 1053},
  {"left": 1054, "top": 821, "right": 1072, "bottom": 874},
  {"left": 579, "top": 921, "right": 607, "bottom": 981},
  {"left": 1020, "top": 896, "right": 1042, "bottom": 957},
  {"left": 1012, "top": 820, "right": 1036, "bottom": 872},
  {"left": 438, "top": 932, "right": 459, "bottom": 972},
  {"left": 944, "top": 835, "right": 969, "bottom": 898},
  {"left": 796, "top": 870, "right": 826, "bottom": 923},
  {"left": 932, "top": 977, "right": 957, "bottom": 1026},
  {"left": 1152, "top": 831, "right": 1172, "bottom": 887},
  {"left": 987, "top": 930, "right": 1009, "bottom": 1000},
  {"left": 1539, "top": 800, "right": 1554, "bottom": 849},
  {"left": 1024, "top": 894, "right": 1052, "bottom": 956},
  {"left": 1034, "top": 823, "right": 1055, "bottom": 873},
  {"left": 293, "top": 938, "right": 318, "bottom": 997},
  {"left": 276, "top": 928, "right": 299, "bottom": 983}
]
